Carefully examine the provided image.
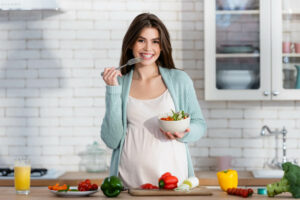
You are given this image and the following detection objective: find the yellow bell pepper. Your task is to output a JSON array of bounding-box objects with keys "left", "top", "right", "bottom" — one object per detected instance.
[{"left": 217, "top": 169, "right": 238, "bottom": 191}]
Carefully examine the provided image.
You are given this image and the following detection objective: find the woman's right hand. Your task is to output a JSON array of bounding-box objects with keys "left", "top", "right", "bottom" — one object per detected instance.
[{"left": 102, "top": 67, "right": 122, "bottom": 86}]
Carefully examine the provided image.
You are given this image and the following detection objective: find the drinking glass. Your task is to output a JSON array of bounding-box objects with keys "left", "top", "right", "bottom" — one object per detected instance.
[{"left": 14, "top": 157, "right": 31, "bottom": 195}]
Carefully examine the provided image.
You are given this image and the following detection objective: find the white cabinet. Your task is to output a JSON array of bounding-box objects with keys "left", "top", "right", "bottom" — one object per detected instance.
[{"left": 204, "top": 0, "right": 300, "bottom": 100}]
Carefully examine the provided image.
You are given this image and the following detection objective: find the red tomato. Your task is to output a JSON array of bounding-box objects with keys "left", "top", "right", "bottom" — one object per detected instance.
[
  {"left": 77, "top": 179, "right": 99, "bottom": 191},
  {"left": 231, "top": 188, "right": 236, "bottom": 194},
  {"left": 227, "top": 187, "right": 253, "bottom": 198},
  {"left": 78, "top": 186, "right": 84, "bottom": 191},
  {"left": 227, "top": 188, "right": 232, "bottom": 194},
  {"left": 92, "top": 184, "right": 98, "bottom": 190},
  {"left": 85, "top": 179, "right": 91, "bottom": 185},
  {"left": 242, "top": 190, "right": 249, "bottom": 198},
  {"left": 248, "top": 188, "right": 253, "bottom": 195},
  {"left": 87, "top": 184, "right": 92, "bottom": 191}
]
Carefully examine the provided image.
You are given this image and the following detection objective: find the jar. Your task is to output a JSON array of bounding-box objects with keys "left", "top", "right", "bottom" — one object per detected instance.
[{"left": 79, "top": 141, "right": 107, "bottom": 172}]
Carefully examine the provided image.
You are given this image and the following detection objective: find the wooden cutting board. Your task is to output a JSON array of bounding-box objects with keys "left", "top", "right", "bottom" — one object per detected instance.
[{"left": 128, "top": 186, "right": 213, "bottom": 196}]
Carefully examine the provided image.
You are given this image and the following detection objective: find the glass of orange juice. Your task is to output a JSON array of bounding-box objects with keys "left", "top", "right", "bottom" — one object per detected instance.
[{"left": 14, "top": 157, "right": 31, "bottom": 195}]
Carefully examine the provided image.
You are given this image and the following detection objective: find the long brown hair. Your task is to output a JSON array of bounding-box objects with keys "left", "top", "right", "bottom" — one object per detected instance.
[{"left": 120, "top": 13, "right": 176, "bottom": 74}]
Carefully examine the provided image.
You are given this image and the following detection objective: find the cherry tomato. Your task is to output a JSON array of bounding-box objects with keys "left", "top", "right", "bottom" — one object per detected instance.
[{"left": 92, "top": 184, "right": 98, "bottom": 190}]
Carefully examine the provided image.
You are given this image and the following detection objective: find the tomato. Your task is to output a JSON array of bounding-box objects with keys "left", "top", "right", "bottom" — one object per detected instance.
[
  {"left": 92, "top": 184, "right": 98, "bottom": 190},
  {"left": 231, "top": 188, "right": 236, "bottom": 194},
  {"left": 242, "top": 190, "right": 249, "bottom": 198},
  {"left": 77, "top": 179, "right": 99, "bottom": 191},
  {"left": 248, "top": 188, "right": 254, "bottom": 195},
  {"left": 227, "top": 187, "right": 254, "bottom": 198}
]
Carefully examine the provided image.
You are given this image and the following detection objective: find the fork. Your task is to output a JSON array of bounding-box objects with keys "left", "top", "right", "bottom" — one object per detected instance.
[{"left": 101, "top": 57, "right": 143, "bottom": 76}]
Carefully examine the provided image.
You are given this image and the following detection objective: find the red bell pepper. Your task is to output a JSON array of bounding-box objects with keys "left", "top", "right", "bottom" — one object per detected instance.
[
  {"left": 140, "top": 183, "right": 159, "bottom": 189},
  {"left": 158, "top": 172, "right": 178, "bottom": 190}
]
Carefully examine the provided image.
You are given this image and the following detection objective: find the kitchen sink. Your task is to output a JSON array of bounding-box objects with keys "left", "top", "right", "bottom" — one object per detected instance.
[{"left": 251, "top": 169, "right": 284, "bottom": 178}]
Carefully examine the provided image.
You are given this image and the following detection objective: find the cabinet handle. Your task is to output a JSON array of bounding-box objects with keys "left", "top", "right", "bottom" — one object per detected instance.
[
  {"left": 263, "top": 91, "right": 270, "bottom": 96},
  {"left": 272, "top": 91, "right": 280, "bottom": 96}
]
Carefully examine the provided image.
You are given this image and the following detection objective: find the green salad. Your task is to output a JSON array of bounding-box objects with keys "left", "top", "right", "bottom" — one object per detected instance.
[{"left": 160, "top": 110, "right": 189, "bottom": 121}]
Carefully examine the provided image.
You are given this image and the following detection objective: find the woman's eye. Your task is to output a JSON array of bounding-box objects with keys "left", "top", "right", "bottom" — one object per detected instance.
[
  {"left": 153, "top": 40, "right": 160, "bottom": 44},
  {"left": 138, "top": 39, "right": 144, "bottom": 43}
]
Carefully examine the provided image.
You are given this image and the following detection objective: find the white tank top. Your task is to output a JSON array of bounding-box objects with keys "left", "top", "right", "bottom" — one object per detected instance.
[{"left": 119, "top": 90, "right": 188, "bottom": 188}]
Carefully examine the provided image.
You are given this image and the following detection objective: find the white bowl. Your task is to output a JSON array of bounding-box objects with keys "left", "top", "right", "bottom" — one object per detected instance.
[
  {"left": 217, "top": 70, "right": 257, "bottom": 89},
  {"left": 216, "top": 0, "right": 257, "bottom": 10},
  {"left": 158, "top": 113, "right": 190, "bottom": 133}
]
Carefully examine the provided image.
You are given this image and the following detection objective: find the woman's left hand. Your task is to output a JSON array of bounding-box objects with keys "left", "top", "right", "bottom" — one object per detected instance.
[{"left": 160, "top": 128, "right": 190, "bottom": 140}]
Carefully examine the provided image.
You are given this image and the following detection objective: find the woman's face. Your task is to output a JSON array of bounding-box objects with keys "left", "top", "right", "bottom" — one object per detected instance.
[{"left": 132, "top": 27, "right": 161, "bottom": 67}]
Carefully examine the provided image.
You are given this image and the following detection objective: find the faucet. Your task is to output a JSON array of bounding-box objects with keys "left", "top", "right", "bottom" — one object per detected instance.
[{"left": 260, "top": 125, "right": 297, "bottom": 169}]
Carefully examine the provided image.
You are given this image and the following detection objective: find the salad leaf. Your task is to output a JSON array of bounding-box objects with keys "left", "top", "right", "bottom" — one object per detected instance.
[{"left": 169, "top": 110, "right": 188, "bottom": 121}]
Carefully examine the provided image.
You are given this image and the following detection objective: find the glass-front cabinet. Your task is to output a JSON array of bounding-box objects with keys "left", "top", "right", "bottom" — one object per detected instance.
[
  {"left": 272, "top": 0, "right": 300, "bottom": 99},
  {"left": 205, "top": 0, "right": 300, "bottom": 100}
]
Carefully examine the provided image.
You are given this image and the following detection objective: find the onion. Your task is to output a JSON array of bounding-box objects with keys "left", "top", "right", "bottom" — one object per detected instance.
[
  {"left": 183, "top": 177, "right": 199, "bottom": 189},
  {"left": 174, "top": 184, "right": 190, "bottom": 191}
]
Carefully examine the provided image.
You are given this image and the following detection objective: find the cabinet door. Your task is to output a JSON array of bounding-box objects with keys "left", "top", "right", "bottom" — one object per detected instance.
[
  {"left": 272, "top": 0, "right": 300, "bottom": 100},
  {"left": 205, "top": 0, "right": 271, "bottom": 100}
]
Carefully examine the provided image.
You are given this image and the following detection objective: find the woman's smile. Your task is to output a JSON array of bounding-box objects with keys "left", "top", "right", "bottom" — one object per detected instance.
[{"left": 140, "top": 53, "right": 154, "bottom": 60}]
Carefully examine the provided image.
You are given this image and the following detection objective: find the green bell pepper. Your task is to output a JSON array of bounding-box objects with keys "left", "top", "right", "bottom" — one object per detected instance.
[{"left": 101, "top": 176, "right": 123, "bottom": 198}]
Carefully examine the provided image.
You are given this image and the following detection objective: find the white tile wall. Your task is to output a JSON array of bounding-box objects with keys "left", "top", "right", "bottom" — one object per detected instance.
[{"left": 0, "top": 0, "right": 299, "bottom": 172}]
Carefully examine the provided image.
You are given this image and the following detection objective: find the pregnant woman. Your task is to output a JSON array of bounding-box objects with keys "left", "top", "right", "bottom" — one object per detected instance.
[{"left": 101, "top": 13, "right": 206, "bottom": 188}]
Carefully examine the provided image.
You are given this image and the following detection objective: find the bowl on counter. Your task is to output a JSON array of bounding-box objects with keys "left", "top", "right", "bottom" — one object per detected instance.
[
  {"left": 158, "top": 112, "right": 190, "bottom": 133},
  {"left": 217, "top": 70, "right": 257, "bottom": 89}
]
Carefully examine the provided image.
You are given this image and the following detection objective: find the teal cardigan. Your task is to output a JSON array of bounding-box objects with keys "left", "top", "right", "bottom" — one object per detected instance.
[{"left": 101, "top": 66, "right": 206, "bottom": 177}]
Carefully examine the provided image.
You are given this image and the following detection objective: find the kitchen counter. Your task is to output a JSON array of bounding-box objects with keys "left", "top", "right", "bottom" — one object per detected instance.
[
  {"left": 0, "top": 186, "right": 294, "bottom": 200},
  {"left": 0, "top": 171, "right": 280, "bottom": 187}
]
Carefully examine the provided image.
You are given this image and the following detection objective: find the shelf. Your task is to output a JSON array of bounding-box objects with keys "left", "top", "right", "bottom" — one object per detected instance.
[
  {"left": 282, "top": 53, "right": 300, "bottom": 57},
  {"left": 216, "top": 10, "right": 259, "bottom": 15},
  {"left": 216, "top": 53, "right": 260, "bottom": 58},
  {"left": 282, "top": 10, "right": 300, "bottom": 15}
]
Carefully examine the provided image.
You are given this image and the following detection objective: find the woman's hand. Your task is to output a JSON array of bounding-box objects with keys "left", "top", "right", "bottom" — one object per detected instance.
[
  {"left": 102, "top": 67, "right": 122, "bottom": 86},
  {"left": 160, "top": 128, "right": 190, "bottom": 140}
]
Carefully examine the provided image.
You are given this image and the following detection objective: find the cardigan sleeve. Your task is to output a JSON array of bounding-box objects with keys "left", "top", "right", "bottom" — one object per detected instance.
[
  {"left": 100, "top": 85, "right": 124, "bottom": 149},
  {"left": 177, "top": 74, "right": 207, "bottom": 143}
]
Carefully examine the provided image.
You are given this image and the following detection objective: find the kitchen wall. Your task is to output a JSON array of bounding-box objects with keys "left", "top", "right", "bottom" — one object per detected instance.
[{"left": 0, "top": 0, "right": 300, "bottom": 171}]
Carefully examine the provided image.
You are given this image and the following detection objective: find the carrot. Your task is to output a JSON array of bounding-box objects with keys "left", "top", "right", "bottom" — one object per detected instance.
[{"left": 48, "top": 183, "right": 68, "bottom": 191}]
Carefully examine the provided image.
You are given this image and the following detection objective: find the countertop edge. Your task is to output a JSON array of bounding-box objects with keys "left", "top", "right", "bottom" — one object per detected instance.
[{"left": 0, "top": 171, "right": 281, "bottom": 187}]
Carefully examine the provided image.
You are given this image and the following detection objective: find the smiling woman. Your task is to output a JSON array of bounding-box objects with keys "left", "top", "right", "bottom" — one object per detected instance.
[{"left": 100, "top": 13, "right": 207, "bottom": 189}]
